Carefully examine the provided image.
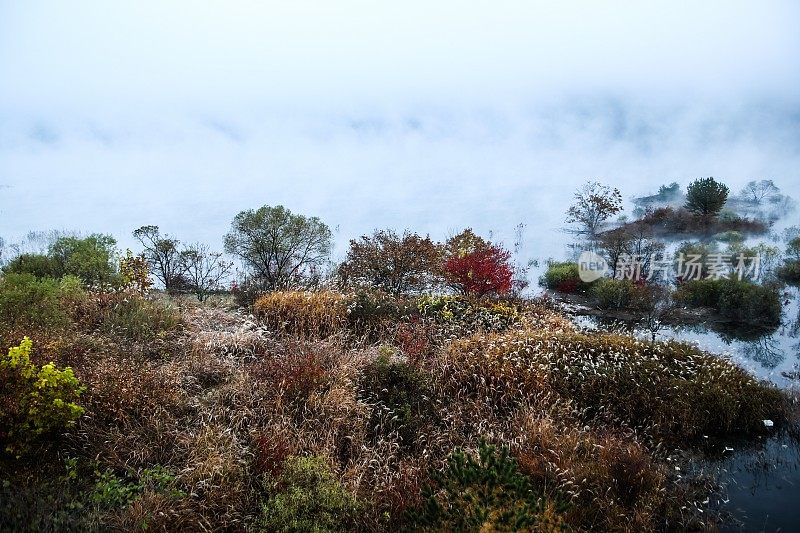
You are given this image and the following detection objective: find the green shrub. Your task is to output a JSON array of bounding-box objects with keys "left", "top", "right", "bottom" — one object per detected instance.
[
  {"left": 778, "top": 236, "right": 800, "bottom": 285},
  {"left": 49, "top": 234, "right": 120, "bottom": 287},
  {"left": 0, "top": 337, "right": 85, "bottom": 456},
  {"left": 259, "top": 455, "right": 361, "bottom": 532},
  {"left": 358, "top": 350, "right": 431, "bottom": 449},
  {"left": 717, "top": 279, "right": 781, "bottom": 326},
  {"left": 3, "top": 253, "right": 61, "bottom": 278},
  {"left": 676, "top": 277, "right": 781, "bottom": 326},
  {"left": 0, "top": 273, "right": 71, "bottom": 332},
  {"left": 92, "top": 466, "right": 183, "bottom": 509},
  {"left": 590, "top": 278, "right": 636, "bottom": 309},
  {"left": 675, "top": 279, "right": 723, "bottom": 308},
  {"left": 540, "top": 262, "right": 591, "bottom": 293},
  {"left": 407, "top": 440, "right": 565, "bottom": 531}
]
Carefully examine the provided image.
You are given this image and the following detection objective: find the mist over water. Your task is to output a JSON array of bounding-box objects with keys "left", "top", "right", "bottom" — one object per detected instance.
[{"left": 2, "top": 99, "right": 799, "bottom": 264}]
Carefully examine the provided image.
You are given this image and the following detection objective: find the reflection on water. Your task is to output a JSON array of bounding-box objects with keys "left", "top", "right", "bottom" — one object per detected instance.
[{"left": 566, "top": 286, "right": 800, "bottom": 531}]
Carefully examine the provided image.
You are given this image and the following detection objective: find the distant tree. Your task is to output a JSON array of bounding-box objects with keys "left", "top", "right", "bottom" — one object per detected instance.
[
  {"left": 656, "top": 182, "right": 681, "bottom": 200},
  {"left": 740, "top": 180, "right": 779, "bottom": 205},
  {"left": 684, "top": 177, "right": 729, "bottom": 220},
  {"left": 48, "top": 234, "right": 119, "bottom": 286},
  {"left": 566, "top": 182, "right": 624, "bottom": 237},
  {"left": 598, "top": 229, "right": 633, "bottom": 278},
  {"left": 133, "top": 225, "right": 184, "bottom": 291},
  {"left": 179, "top": 243, "right": 234, "bottom": 302},
  {"left": 224, "top": 205, "right": 332, "bottom": 291},
  {"left": 338, "top": 229, "right": 443, "bottom": 295},
  {"left": 3, "top": 253, "right": 60, "bottom": 279},
  {"left": 443, "top": 230, "right": 513, "bottom": 297}
]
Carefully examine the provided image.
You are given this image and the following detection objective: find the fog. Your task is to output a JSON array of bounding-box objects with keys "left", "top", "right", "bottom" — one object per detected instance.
[{"left": 1, "top": 1, "right": 799, "bottom": 260}]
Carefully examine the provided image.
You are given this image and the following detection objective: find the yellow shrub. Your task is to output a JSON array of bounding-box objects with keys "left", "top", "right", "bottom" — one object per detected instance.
[{"left": 0, "top": 337, "right": 85, "bottom": 456}]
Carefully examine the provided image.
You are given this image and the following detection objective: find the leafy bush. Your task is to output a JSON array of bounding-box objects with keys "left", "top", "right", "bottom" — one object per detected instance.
[
  {"left": 358, "top": 350, "right": 431, "bottom": 449},
  {"left": 3, "top": 253, "right": 61, "bottom": 278},
  {"left": 590, "top": 278, "right": 636, "bottom": 309},
  {"left": 676, "top": 277, "right": 781, "bottom": 326},
  {"left": 0, "top": 337, "right": 85, "bottom": 456},
  {"left": 778, "top": 236, "right": 800, "bottom": 285},
  {"left": 254, "top": 291, "right": 348, "bottom": 337},
  {"left": 92, "top": 466, "right": 183, "bottom": 509},
  {"left": 540, "top": 261, "right": 592, "bottom": 293},
  {"left": 0, "top": 273, "right": 71, "bottom": 332},
  {"left": 338, "top": 229, "right": 444, "bottom": 295},
  {"left": 716, "top": 279, "right": 782, "bottom": 326},
  {"left": 407, "top": 440, "right": 565, "bottom": 531},
  {"left": 259, "top": 455, "right": 361, "bottom": 532},
  {"left": 49, "top": 234, "right": 121, "bottom": 287},
  {"left": 444, "top": 243, "right": 513, "bottom": 297}
]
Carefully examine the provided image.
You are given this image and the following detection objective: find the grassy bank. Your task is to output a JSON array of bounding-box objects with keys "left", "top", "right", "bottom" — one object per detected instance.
[{"left": 1, "top": 286, "right": 790, "bottom": 531}]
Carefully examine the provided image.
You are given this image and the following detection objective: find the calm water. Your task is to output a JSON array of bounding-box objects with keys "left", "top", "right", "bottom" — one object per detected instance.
[{"left": 562, "top": 285, "right": 800, "bottom": 531}]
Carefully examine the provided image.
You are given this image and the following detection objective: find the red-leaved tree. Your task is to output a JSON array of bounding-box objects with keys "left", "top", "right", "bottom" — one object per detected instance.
[{"left": 444, "top": 244, "right": 513, "bottom": 297}]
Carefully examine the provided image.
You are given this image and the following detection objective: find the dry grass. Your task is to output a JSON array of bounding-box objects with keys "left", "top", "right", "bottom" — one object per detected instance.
[{"left": 1, "top": 289, "right": 789, "bottom": 531}]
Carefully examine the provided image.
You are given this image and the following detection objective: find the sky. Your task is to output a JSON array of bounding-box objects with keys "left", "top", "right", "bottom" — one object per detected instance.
[{"left": 1, "top": 0, "right": 799, "bottom": 259}]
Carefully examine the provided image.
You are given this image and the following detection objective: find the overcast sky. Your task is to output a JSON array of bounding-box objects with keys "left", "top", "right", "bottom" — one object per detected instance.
[{"left": 1, "top": 1, "right": 799, "bottom": 256}]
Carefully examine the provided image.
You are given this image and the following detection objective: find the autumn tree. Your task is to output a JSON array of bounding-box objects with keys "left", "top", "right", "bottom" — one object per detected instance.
[
  {"left": 224, "top": 205, "right": 332, "bottom": 291},
  {"left": 338, "top": 229, "right": 443, "bottom": 295},
  {"left": 566, "top": 182, "right": 624, "bottom": 237},
  {"left": 443, "top": 229, "right": 513, "bottom": 297},
  {"left": 180, "top": 243, "right": 234, "bottom": 302},
  {"left": 684, "top": 177, "right": 729, "bottom": 220},
  {"left": 133, "top": 225, "right": 184, "bottom": 290}
]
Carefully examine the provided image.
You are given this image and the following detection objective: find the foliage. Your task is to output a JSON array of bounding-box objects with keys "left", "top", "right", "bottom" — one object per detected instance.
[
  {"left": 565, "top": 181, "right": 623, "bottom": 236},
  {"left": 684, "top": 177, "right": 729, "bottom": 219},
  {"left": 0, "top": 337, "right": 85, "bottom": 456},
  {"left": 133, "top": 225, "right": 184, "bottom": 291},
  {"left": 676, "top": 277, "right": 781, "bottom": 326},
  {"left": 92, "top": 465, "right": 184, "bottom": 509},
  {"left": 778, "top": 236, "right": 800, "bottom": 284},
  {"left": 49, "top": 234, "right": 120, "bottom": 287},
  {"left": 3, "top": 253, "right": 61, "bottom": 278},
  {"left": 590, "top": 278, "right": 636, "bottom": 309},
  {"left": 539, "top": 262, "right": 592, "bottom": 294},
  {"left": 358, "top": 351, "right": 431, "bottom": 449},
  {"left": 338, "top": 229, "right": 443, "bottom": 295},
  {"left": 259, "top": 455, "right": 361, "bottom": 533},
  {"left": 119, "top": 249, "right": 152, "bottom": 295},
  {"left": 346, "top": 290, "right": 416, "bottom": 335},
  {"left": 407, "top": 440, "right": 563, "bottom": 532},
  {"left": 444, "top": 243, "right": 513, "bottom": 297},
  {"left": 4, "top": 234, "right": 120, "bottom": 288},
  {"left": 0, "top": 273, "right": 72, "bottom": 331},
  {"left": 632, "top": 205, "right": 766, "bottom": 236},
  {"left": 224, "top": 205, "right": 332, "bottom": 291}
]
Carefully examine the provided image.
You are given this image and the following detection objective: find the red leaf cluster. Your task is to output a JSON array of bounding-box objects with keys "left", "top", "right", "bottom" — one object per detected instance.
[{"left": 444, "top": 245, "right": 513, "bottom": 297}]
